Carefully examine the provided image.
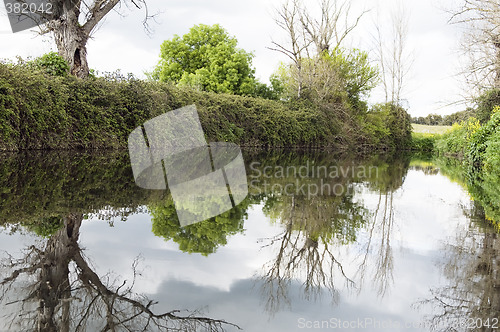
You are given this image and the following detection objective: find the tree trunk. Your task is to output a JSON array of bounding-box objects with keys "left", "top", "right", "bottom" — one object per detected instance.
[
  {"left": 37, "top": 213, "right": 82, "bottom": 331},
  {"left": 51, "top": 11, "right": 89, "bottom": 78},
  {"left": 48, "top": 1, "right": 90, "bottom": 78},
  {"left": 54, "top": 27, "right": 89, "bottom": 78},
  {"left": 495, "top": 40, "right": 500, "bottom": 89}
]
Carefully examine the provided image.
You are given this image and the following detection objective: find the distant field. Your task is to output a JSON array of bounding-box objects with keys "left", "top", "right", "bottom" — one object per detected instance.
[{"left": 412, "top": 124, "right": 452, "bottom": 134}]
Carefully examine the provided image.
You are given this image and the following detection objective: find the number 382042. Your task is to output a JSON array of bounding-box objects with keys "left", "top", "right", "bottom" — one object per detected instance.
[{"left": 5, "top": 2, "right": 53, "bottom": 15}]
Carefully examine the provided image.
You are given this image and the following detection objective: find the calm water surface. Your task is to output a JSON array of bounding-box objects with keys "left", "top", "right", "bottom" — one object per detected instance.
[{"left": 0, "top": 150, "right": 498, "bottom": 331}]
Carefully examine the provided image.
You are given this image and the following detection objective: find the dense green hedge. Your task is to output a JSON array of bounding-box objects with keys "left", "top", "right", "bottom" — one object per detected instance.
[{"left": 0, "top": 62, "right": 411, "bottom": 151}]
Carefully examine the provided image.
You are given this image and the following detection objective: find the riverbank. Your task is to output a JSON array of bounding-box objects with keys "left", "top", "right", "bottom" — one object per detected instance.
[
  {"left": 411, "top": 112, "right": 500, "bottom": 231},
  {"left": 0, "top": 62, "right": 411, "bottom": 152}
]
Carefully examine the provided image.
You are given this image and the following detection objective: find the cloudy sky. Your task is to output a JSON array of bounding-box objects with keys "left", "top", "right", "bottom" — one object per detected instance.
[{"left": 0, "top": 0, "right": 464, "bottom": 116}]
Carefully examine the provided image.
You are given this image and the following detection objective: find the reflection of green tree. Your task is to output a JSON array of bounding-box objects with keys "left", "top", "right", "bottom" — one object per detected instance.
[
  {"left": 248, "top": 150, "right": 411, "bottom": 313},
  {"left": 365, "top": 154, "right": 411, "bottom": 193},
  {"left": 150, "top": 196, "right": 250, "bottom": 256},
  {"left": 257, "top": 171, "right": 371, "bottom": 313}
]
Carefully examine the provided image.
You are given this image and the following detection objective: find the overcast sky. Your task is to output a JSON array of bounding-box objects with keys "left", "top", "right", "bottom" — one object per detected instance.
[{"left": 0, "top": 0, "right": 464, "bottom": 117}]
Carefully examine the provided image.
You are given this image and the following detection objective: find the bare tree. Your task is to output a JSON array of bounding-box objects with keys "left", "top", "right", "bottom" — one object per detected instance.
[
  {"left": 373, "top": 3, "right": 412, "bottom": 105},
  {"left": 0, "top": 213, "right": 239, "bottom": 331},
  {"left": 269, "top": 0, "right": 367, "bottom": 98},
  {"left": 449, "top": 0, "right": 500, "bottom": 93},
  {"left": 269, "top": 0, "right": 310, "bottom": 98},
  {"left": 22, "top": 0, "right": 154, "bottom": 78}
]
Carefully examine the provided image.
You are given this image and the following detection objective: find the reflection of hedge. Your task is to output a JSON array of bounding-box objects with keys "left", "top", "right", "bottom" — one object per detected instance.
[
  {"left": 436, "top": 157, "right": 500, "bottom": 232},
  {"left": 0, "top": 151, "right": 163, "bottom": 228},
  {"left": 0, "top": 63, "right": 412, "bottom": 151}
]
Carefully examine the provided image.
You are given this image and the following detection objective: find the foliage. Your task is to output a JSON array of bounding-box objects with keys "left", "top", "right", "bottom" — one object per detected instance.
[
  {"left": 275, "top": 48, "right": 378, "bottom": 108},
  {"left": 412, "top": 109, "right": 476, "bottom": 126},
  {"left": 364, "top": 103, "right": 413, "bottom": 150},
  {"left": 22, "top": 216, "right": 65, "bottom": 237},
  {"left": 33, "top": 52, "right": 70, "bottom": 77},
  {"left": 435, "top": 117, "right": 481, "bottom": 157},
  {"left": 331, "top": 48, "right": 379, "bottom": 111},
  {"left": 475, "top": 88, "right": 500, "bottom": 124},
  {"left": 0, "top": 60, "right": 413, "bottom": 152},
  {"left": 430, "top": 99, "right": 500, "bottom": 170},
  {"left": 411, "top": 132, "right": 436, "bottom": 152},
  {"left": 468, "top": 110, "right": 500, "bottom": 166},
  {"left": 252, "top": 74, "right": 284, "bottom": 100},
  {"left": 150, "top": 196, "right": 249, "bottom": 256},
  {"left": 153, "top": 24, "right": 256, "bottom": 96}
]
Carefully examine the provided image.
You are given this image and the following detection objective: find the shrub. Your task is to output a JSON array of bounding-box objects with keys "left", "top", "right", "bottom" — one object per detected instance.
[
  {"left": 411, "top": 133, "right": 436, "bottom": 152},
  {"left": 469, "top": 109, "right": 500, "bottom": 167},
  {"left": 475, "top": 89, "right": 500, "bottom": 124},
  {"left": 435, "top": 118, "right": 480, "bottom": 157},
  {"left": 33, "top": 52, "right": 70, "bottom": 76},
  {"left": 365, "top": 103, "right": 412, "bottom": 150}
]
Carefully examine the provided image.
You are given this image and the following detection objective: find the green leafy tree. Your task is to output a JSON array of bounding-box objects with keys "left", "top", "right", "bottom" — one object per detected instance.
[
  {"left": 152, "top": 24, "right": 257, "bottom": 95},
  {"left": 331, "top": 48, "right": 378, "bottom": 111},
  {"left": 275, "top": 48, "right": 377, "bottom": 108}
]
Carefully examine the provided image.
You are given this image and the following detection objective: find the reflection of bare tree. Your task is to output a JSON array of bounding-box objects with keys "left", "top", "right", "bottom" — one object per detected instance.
[
  {"left": 356, "top": 191, "right": 395, "bottom": 297},
  {"left": 355, "top": 158, "right": 409, "bottom": 297},
  {"left": 0, "top": 214, "right": 238, "bottom": 331},
  {"left": 417, "top": 206, "right": 500, "bottom": 332},
  {"left": 259, "top": 192, "right": 364, "bottom": 315}
]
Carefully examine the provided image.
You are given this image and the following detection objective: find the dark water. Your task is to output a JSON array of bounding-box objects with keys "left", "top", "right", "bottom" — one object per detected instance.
[{"left": 0, "top": 150, "right": 498, "bottom": 331}]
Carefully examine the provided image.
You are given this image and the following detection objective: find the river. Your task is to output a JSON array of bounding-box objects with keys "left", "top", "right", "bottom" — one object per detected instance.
[{"left": 0, "top": 150, "right": 498, "bottom": 331}]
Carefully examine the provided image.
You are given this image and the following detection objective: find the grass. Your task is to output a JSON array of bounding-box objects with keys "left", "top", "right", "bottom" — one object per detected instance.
[{"left": 412, "top": 123, "right": 452, "bottom": 134}]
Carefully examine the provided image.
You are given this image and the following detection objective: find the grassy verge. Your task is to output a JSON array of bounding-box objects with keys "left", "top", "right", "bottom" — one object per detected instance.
[{"left": 412, "top": 123, "right": 452, "bottom": 134}]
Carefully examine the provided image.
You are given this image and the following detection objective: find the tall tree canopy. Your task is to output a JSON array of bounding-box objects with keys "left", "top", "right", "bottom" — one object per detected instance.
[{"left": 152, "top": 24, "right": 257, "bottom": 95}]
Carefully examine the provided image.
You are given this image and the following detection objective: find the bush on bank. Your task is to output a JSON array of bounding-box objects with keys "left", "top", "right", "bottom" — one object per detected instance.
[
  {"left": 0, "top": 60, "right": 412, "bottom": 151},
  {"left": 434, "top": 108, "right": 500, "bottom": 167}
]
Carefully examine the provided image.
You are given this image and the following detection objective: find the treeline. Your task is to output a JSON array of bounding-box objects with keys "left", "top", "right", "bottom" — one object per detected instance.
[
  {"left": 412, "top": 89, "right": 500, "bottom": 126},
  {"left": 0, "top": 59, "right": 412, "bottom": 152},
  {"left": 411, "top": 110, "right": 472, "bottom": 126}
]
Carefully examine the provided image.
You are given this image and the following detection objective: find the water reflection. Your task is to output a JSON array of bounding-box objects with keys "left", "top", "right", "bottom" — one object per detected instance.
[
  {"left": 247, "top": 152, "right": 410, "bottom": 313},
  {"left": 356, "top": 157, "right": 409, "bottom": 297},
  {"left": 1, "top": 150, "right": 500, "bottom": 331},
  {"left": 0, "top": 213, "right": 237, "bottom": 331},
  {"left": 417, "top": 201, "right": 500, "bottom": 332},
  {"left": 0, "top": 151, "right": 237, "bottom": 331},
  {"left": 150, "top": 195, "right": 250, "bottom": 256}
]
